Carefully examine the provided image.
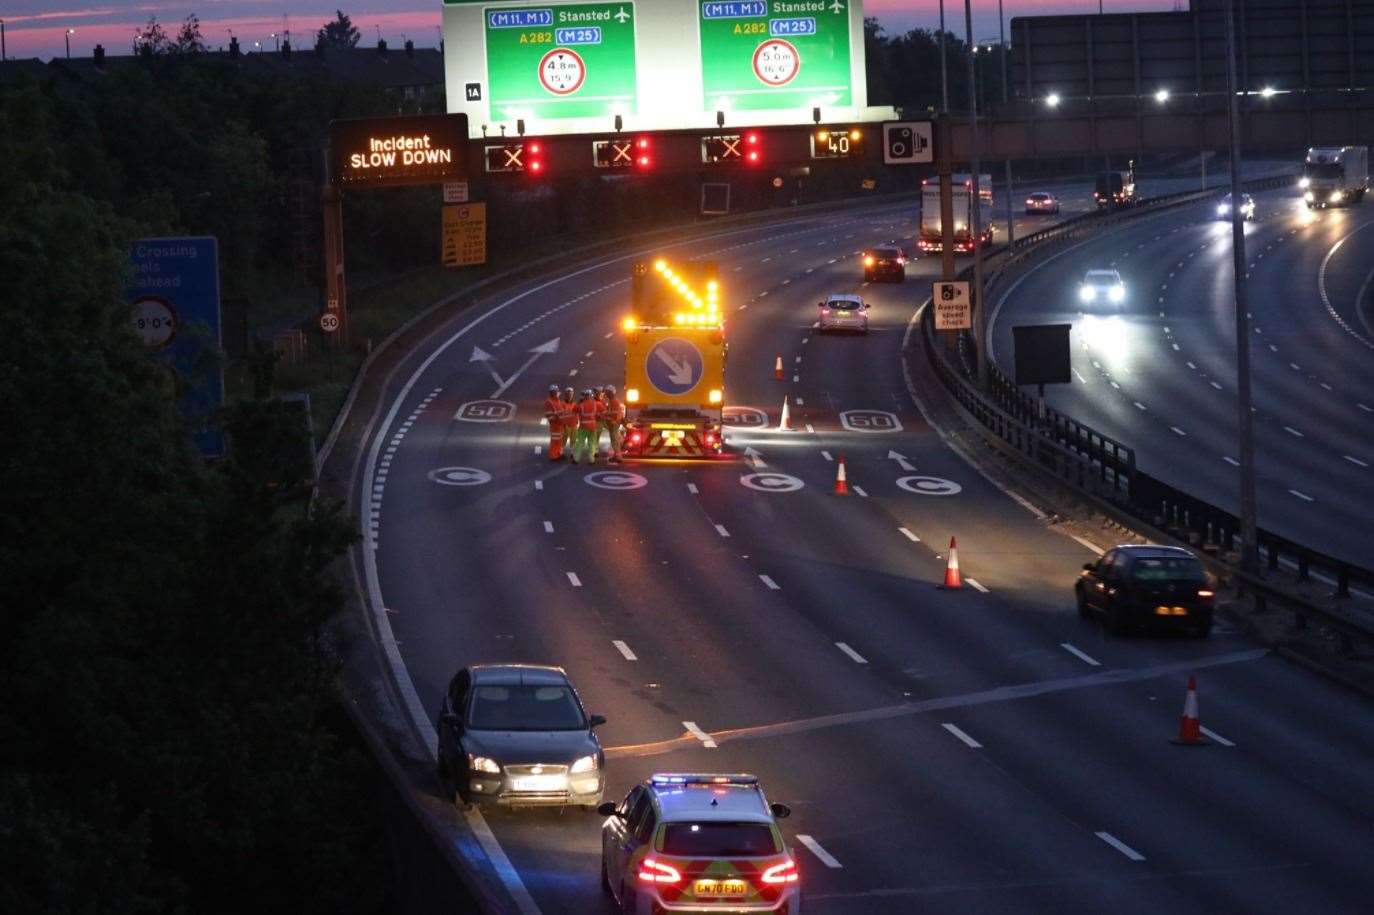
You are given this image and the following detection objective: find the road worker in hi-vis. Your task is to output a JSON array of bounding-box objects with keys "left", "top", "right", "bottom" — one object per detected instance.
[
  {"left": 600, "top": 384, "right": 626, "bottom": 463},
  {"left": 572, "top": 388, "right": 601, "bottom": 464},
  {"left": 560, "top": 387, "right": 578, "bottom": 456},
  {"left": 544, "top": 385, "right": 565, "bottom": 461}
]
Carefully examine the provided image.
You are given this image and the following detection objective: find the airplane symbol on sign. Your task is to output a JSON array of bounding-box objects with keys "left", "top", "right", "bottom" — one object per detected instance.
[
  {"left": 614, "top": 6, "right": 630, "bottom": 23},
  {"left": 829, "top": 0, "right": 845, "bottom": 12}
]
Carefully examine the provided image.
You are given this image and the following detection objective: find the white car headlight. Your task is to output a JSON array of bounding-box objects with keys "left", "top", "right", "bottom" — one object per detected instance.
[
  {"left": 570, "top": 755, "right": 599, "bottom": 774},
  {"left": 1217, "top": 204, "right": 1228, "bottom": 215},
  {"left": 1079, "top": 286, "right": 1095, "bottom": 302},
  {"left": 1109, "top": 285, "right": 1126, "bottom": 303},
  {"left": 1304, "top": 191, "right": 1315, "bottom": 202},
  {"left": 468, "top": 754, "right": 501, "bottom": 774},
  {"left": 1299, "top": 177, "right": 1310, "bottom": 188},
  {"left": 1331, "top": 191, "right": 1344, "bottom": 202}
]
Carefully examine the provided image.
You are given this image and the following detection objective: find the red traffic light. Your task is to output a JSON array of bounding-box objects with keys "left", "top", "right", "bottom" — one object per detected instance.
[
  {"left": 528, "top": 141, "right": 544, "bottom": 174},
  {"left": 635, "top": 136, "right": 651, "bottom": 169},
  {"left": 745, "top": 132, "right": 761, "bottom": 164}
]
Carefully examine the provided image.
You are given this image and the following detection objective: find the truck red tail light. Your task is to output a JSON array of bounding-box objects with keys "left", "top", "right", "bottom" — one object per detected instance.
[
  {"left": 761, "top": 860, "right": 799, "bottom": 884},
  {"left": 638, "top": 859, "right": 681, "bottom": 884}
]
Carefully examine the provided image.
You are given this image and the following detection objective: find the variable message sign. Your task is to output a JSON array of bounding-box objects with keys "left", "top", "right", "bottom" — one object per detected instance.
[
  {"left": 330, "top": 114, "right": 469, "bottom": 187},
  {"left": 443, "top": 0, "right": 891, "bottom": 138}
]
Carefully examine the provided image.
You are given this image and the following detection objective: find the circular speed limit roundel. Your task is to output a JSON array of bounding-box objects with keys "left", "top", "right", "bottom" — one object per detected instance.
[
  {"left": 753, "top": 39, "right": 800, "bottom": 87},
  {"left": 130, "top": 295, "right": 178, "bottom": 350},
  {"left": 539, "top": 47, "right": 586, "bottom": 95}
]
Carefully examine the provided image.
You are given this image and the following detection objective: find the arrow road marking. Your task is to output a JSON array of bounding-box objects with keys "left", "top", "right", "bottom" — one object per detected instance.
[
  {"left": 887, "top": 450, "right": 916, "bottom": 472},
  {"left": 476, "top": 338, "right": 561, "bottom": 398},
  {"left": 743, "top": 446, "right": 767, "bottom": 469},
  {"left": 683, "top": 721, "right": 717, "bottom": 748},
  {"left": 469, "top": 345, "right": 505, "bottom": 390}
]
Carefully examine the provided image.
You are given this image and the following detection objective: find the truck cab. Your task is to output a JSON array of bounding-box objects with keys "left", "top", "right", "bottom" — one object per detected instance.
[
  {"left": 1302, "top": 146, "right": 1369, "bottom": 208},
  {"left": 1094, "top": 165, "right": 1138, "bottom": 209}
]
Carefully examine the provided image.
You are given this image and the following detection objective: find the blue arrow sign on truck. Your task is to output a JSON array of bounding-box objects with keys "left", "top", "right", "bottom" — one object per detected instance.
[{"left": 645, "top": 336, "right": 704, "bottom": 396}]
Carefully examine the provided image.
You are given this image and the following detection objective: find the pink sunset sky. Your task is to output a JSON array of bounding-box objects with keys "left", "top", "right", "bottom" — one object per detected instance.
[{"left": 1, "top": 1, "right": 1177, "bottom": 62}]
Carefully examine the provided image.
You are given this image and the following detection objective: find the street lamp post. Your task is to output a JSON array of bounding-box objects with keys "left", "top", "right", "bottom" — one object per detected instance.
[
  {"left": 998, "top": 0, "right": 1013, "bottom": 247},
  {"left": 1224, "top": 0, "right": 1259, "bottom": 573},
  {"left": 65, "top": 28, "right": 74, "bottom": 59},
  {"left": 965, "top": 0, "right": 988, "bottom": 388},
  {"left": 939, "top": 0, "right": 949, "bottom": 113},
  {"left": 2, "top": 20, "right": 7, "bottom": 62}
]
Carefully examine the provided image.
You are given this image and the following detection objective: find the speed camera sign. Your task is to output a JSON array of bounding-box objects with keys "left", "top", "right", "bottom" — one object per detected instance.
[{"left": 883, "top": 121, "right": 933, "bottom": 164}]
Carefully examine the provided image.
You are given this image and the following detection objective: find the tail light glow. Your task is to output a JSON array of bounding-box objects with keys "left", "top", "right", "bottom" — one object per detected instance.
[
  {"left": 1197, "top": 590, "right": 1214, "bottom": 598},
  {"left": 638, "top": 859, "right": 682, "bottom": 884},
  {"left": 761, "top": 860, "right": 799, "bottom": 884}
]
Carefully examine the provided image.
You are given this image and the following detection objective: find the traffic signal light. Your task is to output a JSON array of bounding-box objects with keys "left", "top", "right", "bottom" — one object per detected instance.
[
  {"left": 702, "top": 132, "right": 762, "bottom": 165},
  {"left": 483, "top": 141, "right": 544, "bottom": 174},
  {"left": 594, "top": 136, "right": 652, "bottom": 170}
]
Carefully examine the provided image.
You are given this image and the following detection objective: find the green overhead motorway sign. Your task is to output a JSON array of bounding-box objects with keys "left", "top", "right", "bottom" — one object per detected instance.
[{"left": 698, "top": 0, "right": 851, "bottom": 111}]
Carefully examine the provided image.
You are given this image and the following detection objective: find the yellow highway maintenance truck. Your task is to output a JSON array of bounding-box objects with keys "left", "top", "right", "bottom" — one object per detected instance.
[{"left": 619, "top": 258, "right": 727, "bottom": 459}]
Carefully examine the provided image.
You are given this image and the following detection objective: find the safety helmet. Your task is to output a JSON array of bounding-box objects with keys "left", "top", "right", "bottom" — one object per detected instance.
[
  {"left": 581, "top": 388, "right": 594, "bottom": 398},
  {"left": 604, "top": 384, "right": 617, "bottom": 396},
  {"left": 563, "top": 387, "right": 574, "bottom": 397},
  {"left": 548, "top": 384, "right": 559, "bottom": 394}
]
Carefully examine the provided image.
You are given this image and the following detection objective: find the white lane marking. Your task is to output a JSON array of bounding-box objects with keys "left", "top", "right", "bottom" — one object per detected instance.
[
  {"left": 1210, "top": 381, "right": 1223, "bottom": 390},
  {"left": 1290, "top": 362, "right": 1302, "bottom": 372},
  {"left": 543, "top": 521, "right": 554, "bottom": 533},
  {"left": 1360, "top": 403, "right": 1373, "bottom": 413},
  {"left": 687, "top": 482, "right": 699, "bottom": 494},
  {"left": 534, "top": 480, "right": 544, "bottom": 491},
  {"left": 802, "top": 336, "right": 809, "bottom": 344},
  {"left": 1199, "top": 726, "right": 1235, "bottom": 747},
  {"left": 796, "top": 835, "right": 843, "bottom": 869},
  {"left": 1061, "top": 643, "right": 1102, "bottom": 666},
  {"left": 1071, "top": 535, "right": 1105, "bottom": 555},
  {"left": 613, "top": 640, "right": 638, "bottom": 661},
  {"left": 463, "top": 809, "right": 542, "bottom": 914},
  {"left": 805, "top": 423, "right": 816, "bottom": 434},
  {"left": 1003, "top": 488, "right": 1048, "bottom": 519},
  {"left": 966, "top": 578, "right": 990, "bottom": 593},
  {"left": 1171, "top": 426, "right": 1188, "bottom": 436},
  {"left": 1283, "top": 426, "right": 1304, "bottom": 438},
  {"left": 683, "top": 721, "right": 718, "bottom": 748},
  {"left": 1321, "top": 382, "right": 1333, "bottom": 391},
  {"left": 1289, "top": 489, "right": 1315, "bottom": 502},
  {"left": 534, "top": 445, "right": 542, "bottom": 455},
  {"left": 715, "top": 524, "right": 731, "bottom": 538},
  {"left": 604, "top": 331, "right": 614, "bottom": 339},
  {"left": 1096, "top": 832, "right": 1146, "bottom": 862},
  {"left": 821, "top": 450, "right": 833, "bottom": 461},
  {"left": 1073, "top": 368, "right": 1088, "bottom": 383},
  {"left": 585, "top": 351, "right": 594, "bottom": 358},
  {"left": 795, "top": 355, "right": 803, "bottom": 363},
  {"left": 568, "top": 368, "right": 578, "bottom": 376},
  {"left": 567, "top": 571, "right": 583, "bottom": 587},
  {"left": 835, "top": 642, "right": 868, "bottom": 664},
  {"left": 792, "top": 374, "right": 800, "bottom": 382},
  {"left": 796, "top": 397, "right": 805, "bottom": 405},
  {"left": 1186, "top": 361, "right": 1197, "bottom": 369},
  {"left": 899, "top": 527, "right": 921, "bottom": 542},
  {"left": 1223, "top": 456, "right": 1241, "bottom": 466},
  {"left": 1345, "top": 455, "right": 1369, "bottom": 467},
  {"left": 1133, "top": 401, "right": 1147, "bottom": 411},
  {"left": 852, "top": 485, "right": 868, "bottom": 497},
  {"left": 941, "top": 723, "right": 983, "bottom": 748},
  {"left": 759, "top": 574, "right": 781, "bottom": 591}
]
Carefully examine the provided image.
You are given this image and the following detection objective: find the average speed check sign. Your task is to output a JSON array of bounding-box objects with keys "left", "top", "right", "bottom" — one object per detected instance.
[{"left": 933, "top": 281, "right": 972, "bottom": 330}]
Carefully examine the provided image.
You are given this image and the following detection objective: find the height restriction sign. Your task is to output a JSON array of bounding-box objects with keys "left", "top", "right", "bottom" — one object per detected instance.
[{"left": 443, "top": 203, "right": 488, "bottom": 266}]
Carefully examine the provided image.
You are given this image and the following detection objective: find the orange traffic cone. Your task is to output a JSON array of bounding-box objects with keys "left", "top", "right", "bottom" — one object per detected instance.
[
  {"left": 775, "top": 354, "right": 785, "bottom": 380},
  {"left": 940, "top": 537, "right": 963, "bottom": 589},
  {"left": 1171, "top": 675, "right": 1208, "bottom": 746},
  {"left": 778, "top": 396, "right": 792, "bottom": 431},
  {"left": 834, "top": 455, "right": 849, "bottom": 495}
]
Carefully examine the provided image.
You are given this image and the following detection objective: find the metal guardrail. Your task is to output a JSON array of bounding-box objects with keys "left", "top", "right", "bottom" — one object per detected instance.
[{"left": 922, "top": 172, "right": 1374, "bottom": 654}]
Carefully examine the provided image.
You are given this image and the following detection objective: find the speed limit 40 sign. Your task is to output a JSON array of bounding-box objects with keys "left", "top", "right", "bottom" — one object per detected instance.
[{"left": 933, "top": 281, "right": 972, "bottom": 330}]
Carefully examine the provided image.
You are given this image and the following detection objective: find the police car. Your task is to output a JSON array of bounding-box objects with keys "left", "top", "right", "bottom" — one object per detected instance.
[{"left": 599, "top": 774, "right": 801, "bottom": 913}]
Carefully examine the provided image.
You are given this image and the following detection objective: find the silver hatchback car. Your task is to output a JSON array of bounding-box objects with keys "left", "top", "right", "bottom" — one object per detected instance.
[{"left": 817, "top": 293, "right": 869, "bottom": 334}]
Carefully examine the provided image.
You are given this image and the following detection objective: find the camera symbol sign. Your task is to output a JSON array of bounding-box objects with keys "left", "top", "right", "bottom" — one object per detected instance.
[{"left": 646, "top": 337, "right": 704, "bottom": 396}]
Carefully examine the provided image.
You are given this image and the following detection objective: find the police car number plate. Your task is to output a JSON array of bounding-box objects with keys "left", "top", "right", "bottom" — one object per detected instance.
[{"left": 694, "top": 878, "right": 747, "bottom": 896}]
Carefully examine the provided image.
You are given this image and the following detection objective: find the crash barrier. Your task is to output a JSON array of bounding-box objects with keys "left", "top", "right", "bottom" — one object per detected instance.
[{"left": 922, "top": 172, "right": 1374, "bottom": 656}]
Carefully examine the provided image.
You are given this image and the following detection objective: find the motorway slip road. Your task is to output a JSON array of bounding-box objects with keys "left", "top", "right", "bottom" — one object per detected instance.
[{"left": 354, "top": 177, "right": 1374, "bottom": 913}]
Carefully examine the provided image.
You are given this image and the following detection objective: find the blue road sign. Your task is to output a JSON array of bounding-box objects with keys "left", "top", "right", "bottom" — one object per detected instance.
[
  {"left": 128, "top": 237, "right": 224, "bottom": 457},
  {"left": 645, "top": 336, "right": 704, "bottom": 396}
]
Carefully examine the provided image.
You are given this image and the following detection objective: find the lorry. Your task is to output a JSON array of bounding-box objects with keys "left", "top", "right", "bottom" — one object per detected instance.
[
  {"left": 1301, "top": 146, "right": 1369, "bottom": 208},
  {"left": 1094, "top": 162, "right": 1139, "bottom": 209},
  {"left": 619, "top": 258, "right": 727, "bottom": 459},
  {"left": 918, "top": 173, "right": 994, "bottom": 254}
]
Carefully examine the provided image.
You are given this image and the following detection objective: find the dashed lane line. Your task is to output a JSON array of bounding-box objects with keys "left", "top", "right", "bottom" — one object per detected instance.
[
  {"left": 835, "top": 642, "right": 868, "bottom": 664},
  {"left": 683, "top": 721, "right": 718, "bottom": 749},
  {"left": 612, "top": 640, "right": 638, "bottom": 661},
  {"left": 566, "top": 571, "right": 583, "bottom": 587},
  {"left": 1171, "top": 426, "right": 1188, "bottom": 437},
  {"left": 1283, "top": 426, "right": 1304, "bottom": 438},
  {"left": 1200, "top": 726, "right": 1235, "bottom": 747},
  {"left": 687, "top": 483, "right": 699, "bottom": 494},
  {"left": 1224, "top": 456, "right": 1240, "bottom": 466},
  {"left": 1061, "top": 643, "right": 1102, "bottom": 667},
  {"left": 1070, "top": 535, "right": 1105, "bottom": 555},
  {"left": 1345, "top": 455, "right": 1369, "bottom": 467},
  {"left": 821, "top": 451, "right": 834, "bottom": 461},
  {"left": 759, "top": 574, "right": 781, "bottom": 591},
  {"left": 852, "top": 485, "right": 868, "bottom": 497},
  {"left": 796, "top": 835, "right": 843, "bottom": 868},
  {"left": 1096, "top": 832, "right": 1146, "bottom": 862},
  {"left": 899, "top": 527, "right": 921, "bottom": 543},
  {"left": 941, "top": 723, "right": 983, "bottom": 748},
  {"left": 715, "top": 524, "right": 731, "bottom": 538},
  {"left": 966, "top": 578, "right": 990, "bottom": 593},
  {"left": 543, "top": 521, "right": 554, "bottom": 533},
  {"left": 1289, "top": 489, "right": 1315, "bottom": 502}
]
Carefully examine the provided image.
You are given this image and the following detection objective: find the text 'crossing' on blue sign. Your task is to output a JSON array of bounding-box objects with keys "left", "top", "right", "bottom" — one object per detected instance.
[
  {"left": 645, "top": 337, "right": 705, "bottom": 396},
  {"left": 488, "top": 9, "right": 553, "bottom": 28},
  {"left": 555, "top": 26, "right": 602, "bottom": 44},
  {"left": 770, "top": 17, "right": 816, "bottom": 36},
  {"left": 701, "top": 1, "right": 768, "bottom": 20}
]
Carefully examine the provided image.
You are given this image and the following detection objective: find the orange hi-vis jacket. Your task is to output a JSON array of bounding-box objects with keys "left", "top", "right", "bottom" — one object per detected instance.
[
  {"left": 544, "top": 395, "right": 564, "bottom": 432},
  {"left": 576, "top": 396, "right": 601, "bottom": 430},
  {"left": 602, "top": 396, "right": 625, "bottom": 425}
]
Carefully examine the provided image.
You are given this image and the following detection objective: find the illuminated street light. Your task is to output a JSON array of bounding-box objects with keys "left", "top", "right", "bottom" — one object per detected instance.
[
  {"left": 1045, "top": 92, "right": 1061, "bottom": 107},
  {"left": 1259, "top": 86, "right": 1277, "bottom": 98},
  {"left": 1154, "top": 88, "right": 1170, "bottom": 103},
  {"left": 65, "top": 27, "right": 74, "bottom": 59}
]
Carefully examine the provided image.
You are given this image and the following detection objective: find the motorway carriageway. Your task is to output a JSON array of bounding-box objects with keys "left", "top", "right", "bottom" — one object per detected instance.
[
  {"left": 354, "top": 171, "right": 1374, "bottom": 914},
  {"left": 992, "top": 178, "right": 1374, "bottom": 569}
]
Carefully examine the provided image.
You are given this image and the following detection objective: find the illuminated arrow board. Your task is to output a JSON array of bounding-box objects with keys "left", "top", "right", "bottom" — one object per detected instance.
[
  {"left": 699, "top": 0, "right": 852, "bottom": 111},
  {"left": 483, "top": 3, "right": 638, "bottom": 120}
]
